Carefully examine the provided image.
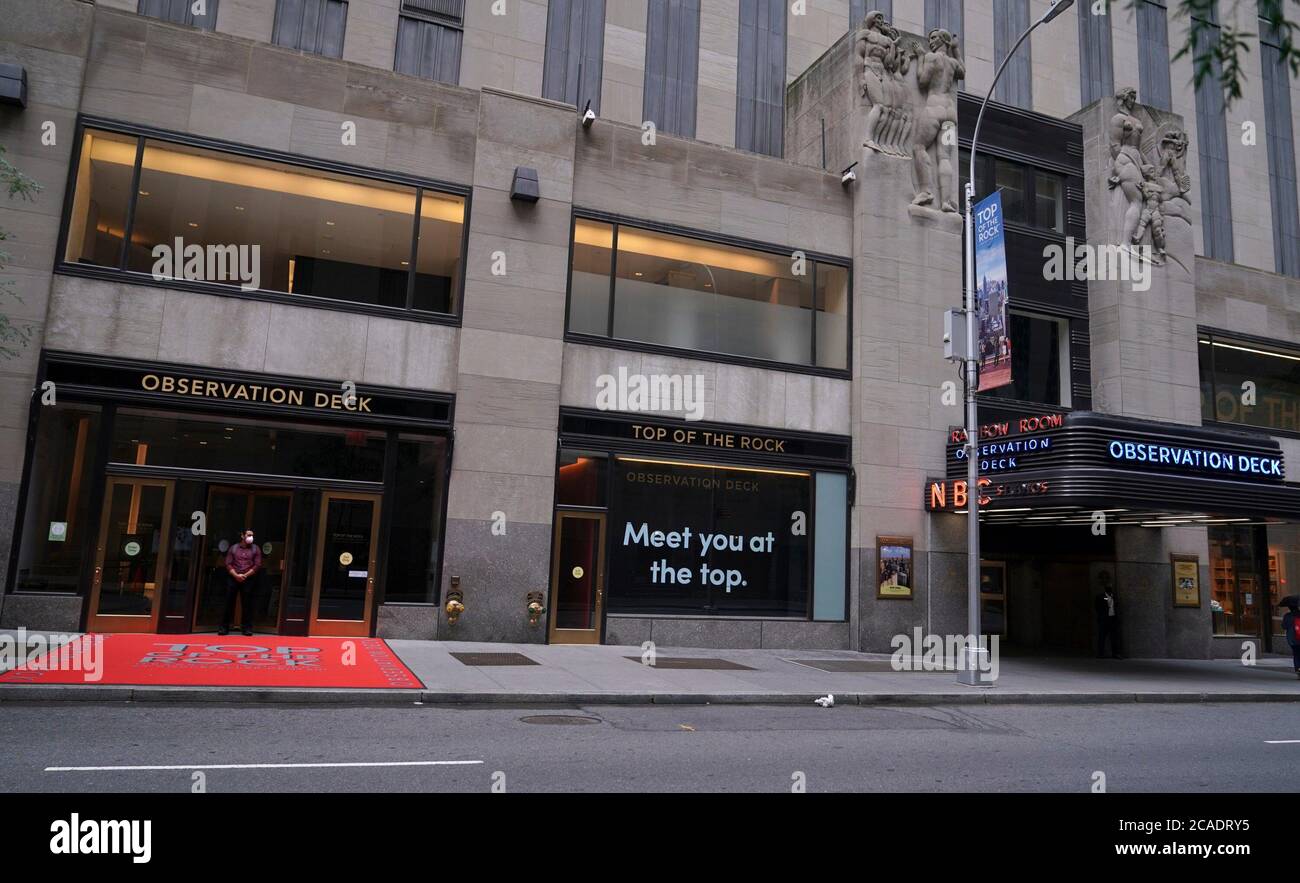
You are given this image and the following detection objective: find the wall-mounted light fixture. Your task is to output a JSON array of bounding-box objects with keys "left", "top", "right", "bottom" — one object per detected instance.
[
  {"left": 510, "top": 166, "right": 540, "bottom": 203},
  {"left": 0, "top": 64, "right": 28, "bottom": 109}
]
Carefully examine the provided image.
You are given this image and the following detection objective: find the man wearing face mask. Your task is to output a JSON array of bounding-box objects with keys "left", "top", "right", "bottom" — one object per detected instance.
[{"left": 220, "top": 528, "right": 262, "bottom": 636}]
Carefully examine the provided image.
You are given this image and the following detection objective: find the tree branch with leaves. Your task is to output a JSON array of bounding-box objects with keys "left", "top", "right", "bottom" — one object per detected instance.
[{"left": 1120, "top": 0, "right": 1300, "bottom": 106}]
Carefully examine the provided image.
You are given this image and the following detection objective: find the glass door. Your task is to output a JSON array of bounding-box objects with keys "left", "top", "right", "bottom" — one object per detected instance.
[
  {"left": 309, "top": 491, "right": 381, "bottom": 637},
  {"left": 88, "top": 477, "right": 176, "bottom": 633},
  {"left": 192, "top": 487, "right": 292, "bottom": 633},
  {"left": 548, "top": 511, "right": 606, "bottom": 645},
  {"left": 979, "top": 560, "right": 1008, "bottom": 640}
]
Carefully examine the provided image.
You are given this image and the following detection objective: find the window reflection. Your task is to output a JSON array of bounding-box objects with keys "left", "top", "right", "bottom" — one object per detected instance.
[
  {"left": 567, "top": 218, "right": 849, "bottom": 370},
  {"left": 995, "top": 160, "right": 1026, "bottom": 223},
  {"left": 1200, "top": 335, "right": 1300, "bottom": 433},
  {"left": 110, "top": 409, "right": 386, "bottom": 481},
  {"left": 64, "top": 130, "right": 137, "bottom": 268},
  {"left": 63, "top": 128, "right": 465, "bottom": 315},
  {"left": 979, "top": 312, "right": 1067, "bottom": 406}
]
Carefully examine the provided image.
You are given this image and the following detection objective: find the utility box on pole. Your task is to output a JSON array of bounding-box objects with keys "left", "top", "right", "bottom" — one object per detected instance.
[{"left": 943, "top": 309, "right": 971, "bottom": 362}]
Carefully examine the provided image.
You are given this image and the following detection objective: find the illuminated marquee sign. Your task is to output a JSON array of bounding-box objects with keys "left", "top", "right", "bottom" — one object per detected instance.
[
  {"left": 949, "top": 412, "right": 1064, "bottom": 444},
  {"left": 1106, "top": 440, "right": 1284, "bottom": 479},
  {"left": 948, "top": 411, "right": 1064, "bottom": 474},
  {"left": 926, "top": 477, "right": 1050, "bottom": 511},
  {"left": 954, "top": 436, "right": 1054, "bottom": 472}
]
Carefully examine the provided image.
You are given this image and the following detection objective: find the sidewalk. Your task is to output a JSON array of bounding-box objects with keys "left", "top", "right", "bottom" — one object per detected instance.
[{"left": 2, "top": 634, "right": 1298, "bottom": 706}]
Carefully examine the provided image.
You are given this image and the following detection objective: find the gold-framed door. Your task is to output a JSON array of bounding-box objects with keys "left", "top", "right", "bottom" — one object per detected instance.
[
  {"left": 308, "top": 491, "right": 382, "bottom": 637},
  {"left": 548, "top": 511, "right": 606, "bottom": 645},
  {"left": 87, "top": 477, "right": 176, "bottom": 633}
]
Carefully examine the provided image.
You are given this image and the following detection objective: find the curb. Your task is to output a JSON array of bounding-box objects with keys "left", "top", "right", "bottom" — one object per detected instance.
[{"left": 1, "top": 685, "right": 1297, "bottom": 706}]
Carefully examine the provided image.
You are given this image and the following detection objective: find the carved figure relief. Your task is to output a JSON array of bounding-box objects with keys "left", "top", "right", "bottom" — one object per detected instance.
[
  {"left": 1107, "top": 86, "right": 1193, "bottom": 266},
  {"left": 855, "top": 13, "right": 965, "bottom": 214}
]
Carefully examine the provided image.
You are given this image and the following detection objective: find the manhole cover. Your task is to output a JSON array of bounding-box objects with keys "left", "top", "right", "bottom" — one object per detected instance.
[
  {"left": 450, "top": 652, "right": 539, "bottom": 666},
  {"left": 624, "top": 656, "right": 754, "bottom": 670},
  {"left": 519, "top": 715, "right": 601, "bottom": 726}
]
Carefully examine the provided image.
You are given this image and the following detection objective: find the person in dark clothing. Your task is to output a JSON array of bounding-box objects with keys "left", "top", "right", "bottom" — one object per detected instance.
[
  {"left": 220, "top": 529, "right": 262, "bottom": 637},
  {"left": 1095, "top": 571, "right": 1123, "bottom": 659},
  {"left": 1282, "top": 600, "right": 1300, "bottom": 679}
]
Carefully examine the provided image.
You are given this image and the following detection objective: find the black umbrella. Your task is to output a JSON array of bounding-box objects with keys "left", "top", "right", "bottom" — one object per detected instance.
[{"left": 1279, "top": 595, "right": 1300, "bottom": 610}]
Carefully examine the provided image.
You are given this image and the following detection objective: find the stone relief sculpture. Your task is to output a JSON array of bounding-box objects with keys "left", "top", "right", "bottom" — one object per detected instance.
[
  {"left": 1107, "top": 86, "right": 1193, "bottom": 266},
  {"left": 910, "top": 29, "right": 965, "bottom": 213},
  {"left": 855, "top": 13, "right": 965, "bottom": 214},
  {"left": 857, "top": 11, "right": 911, "bottom": 157}
]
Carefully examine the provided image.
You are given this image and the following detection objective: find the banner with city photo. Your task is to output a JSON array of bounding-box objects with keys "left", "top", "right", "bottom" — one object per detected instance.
[{"left": 975, "top": 191, "right": 1012, "bottom": 391}]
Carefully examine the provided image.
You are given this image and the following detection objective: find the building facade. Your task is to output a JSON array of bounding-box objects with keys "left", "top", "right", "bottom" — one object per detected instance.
[{"left": 1, "top": 0, "right": 1298, "bottom": 658}]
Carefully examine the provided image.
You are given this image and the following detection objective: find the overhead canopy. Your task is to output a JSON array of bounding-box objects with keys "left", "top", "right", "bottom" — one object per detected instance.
[{"left": 926, "top": 411, "right": 1300, "bottom": 524}]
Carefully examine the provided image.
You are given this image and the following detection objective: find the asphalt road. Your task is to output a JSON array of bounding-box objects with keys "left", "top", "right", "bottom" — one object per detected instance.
[{"left": 2, "top": 701, "right": 1296, "bottom": 793}]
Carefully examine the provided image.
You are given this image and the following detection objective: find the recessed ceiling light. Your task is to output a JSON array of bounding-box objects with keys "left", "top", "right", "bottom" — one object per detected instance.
[
  {"left": 400, "top": 261, "right": 409, "bottom": 266},
  {"left": 322, "top": 249, "right": 331, "bottom": 254},
  {"left": 234, "top": 205, "right": 245, "bottom": 211},
  {"left": 634, "top": 271, "right": 643, "bottom": 277},
  {"left": 325, "top": 220, "right": 336, "bottom": 226},
  {"left": 138, "top": 190, "right": 150, "bottom": 196},
  {"left": 188, "top": 222, "right": 199, "bottom": 227}
]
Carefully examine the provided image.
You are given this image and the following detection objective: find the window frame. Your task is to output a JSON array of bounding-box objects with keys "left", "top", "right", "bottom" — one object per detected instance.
[
  {"left": 977, "top": 308, "right": 1072, "bottom": 410},
  {"left": 55, "top": 116, "right": 471, "bottom": 326},
  {"left": 562, "top": 209, "right": 853, "bottom": 379},
  {"left": 137, "top": 0, "right": 220, "bottom": 30},
  {"left": 394, "top": 0, "right": 465, "bottom": 84},
  {"left": 271, "top": 0, "right": 349, "bottom": 58},
  {"left": 960, "top": 149, "right": 1066, "bottom": 235}
]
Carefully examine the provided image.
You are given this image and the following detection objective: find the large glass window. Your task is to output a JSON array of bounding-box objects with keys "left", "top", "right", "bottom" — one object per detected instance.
[
  {"left": 383, "top": 435, "right": 448, "bottom": 604},
  {"left": 1199, "top": 334, "right": 1300, "bottom": 433},
  {"left": 64, "top": 130, "right": 137, "bottom": 270},
  {"left": 1210, "top": 524, "right": 1267, "bottom": 637},
  {"left": 568, "top": 218, "right": 850, "bottom": 371},
  {"left": 607, "top": 456, "right": 812, "bottom": 617},
  {"left": 979, "top": 311, "right": 1069, "bottom": 406},
  {"left": 12, "top": 405, "right": 102, "bottom": 594},
  {"left": 960, "top": 151, "right": 1064, "bottom": 234},
  {"left": 62, "top": 127, "right": 466, "bottom": 316},
  {"left": 994, "top": 160, "right": 1027, "bottom": 224},
  {"left": 110, "top": 409, "right": 387, "bottom": 481}
]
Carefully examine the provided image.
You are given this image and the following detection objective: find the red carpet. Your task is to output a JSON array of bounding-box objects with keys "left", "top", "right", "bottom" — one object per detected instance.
[{"left": 0, "top": 634, "right": 424, "bottom": 689}]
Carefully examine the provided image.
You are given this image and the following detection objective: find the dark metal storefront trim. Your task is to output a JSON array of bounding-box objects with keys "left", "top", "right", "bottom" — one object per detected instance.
[
  {"left": 6, "top": 354, "right": 455, "bottom": 638},
  {"left": 40, "top": 350, "right": 454, "bottom": 431},
  {"left": 550, "top": 410, "right": 853, "bottom": 641},
  {"left": 559, "top": 407, "right": 852, "bottom": 470}
]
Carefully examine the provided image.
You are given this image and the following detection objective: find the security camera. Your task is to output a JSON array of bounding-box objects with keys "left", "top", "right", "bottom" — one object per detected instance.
[
  {"left": 581, "top": 100, "right": 596, "bottom": 128},
  {"left": 840, "top": 162, "right": 858, "bottom": 187}
]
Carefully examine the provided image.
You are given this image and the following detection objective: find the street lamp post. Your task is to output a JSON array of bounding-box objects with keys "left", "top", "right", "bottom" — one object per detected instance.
[{"left": 958, "top": 0, "right": 1074, "bottom": 686}]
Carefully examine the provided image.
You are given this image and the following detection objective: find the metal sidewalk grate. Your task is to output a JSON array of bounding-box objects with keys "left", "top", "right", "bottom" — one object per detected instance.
[
  {"left": 450, "top": 652, "right": 540, "bottom": 666},
  {"left": 624, "top": 656, "right": 755, "bottom": 670}
]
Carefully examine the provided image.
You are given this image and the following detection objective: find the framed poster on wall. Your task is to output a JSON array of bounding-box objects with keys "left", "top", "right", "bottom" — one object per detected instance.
[
  {"left": 1171, "top": 553, "right": 1201, "bottom": 608},
  {"left": 876, "top": 536, "right": 913, "bottom": 599}
]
